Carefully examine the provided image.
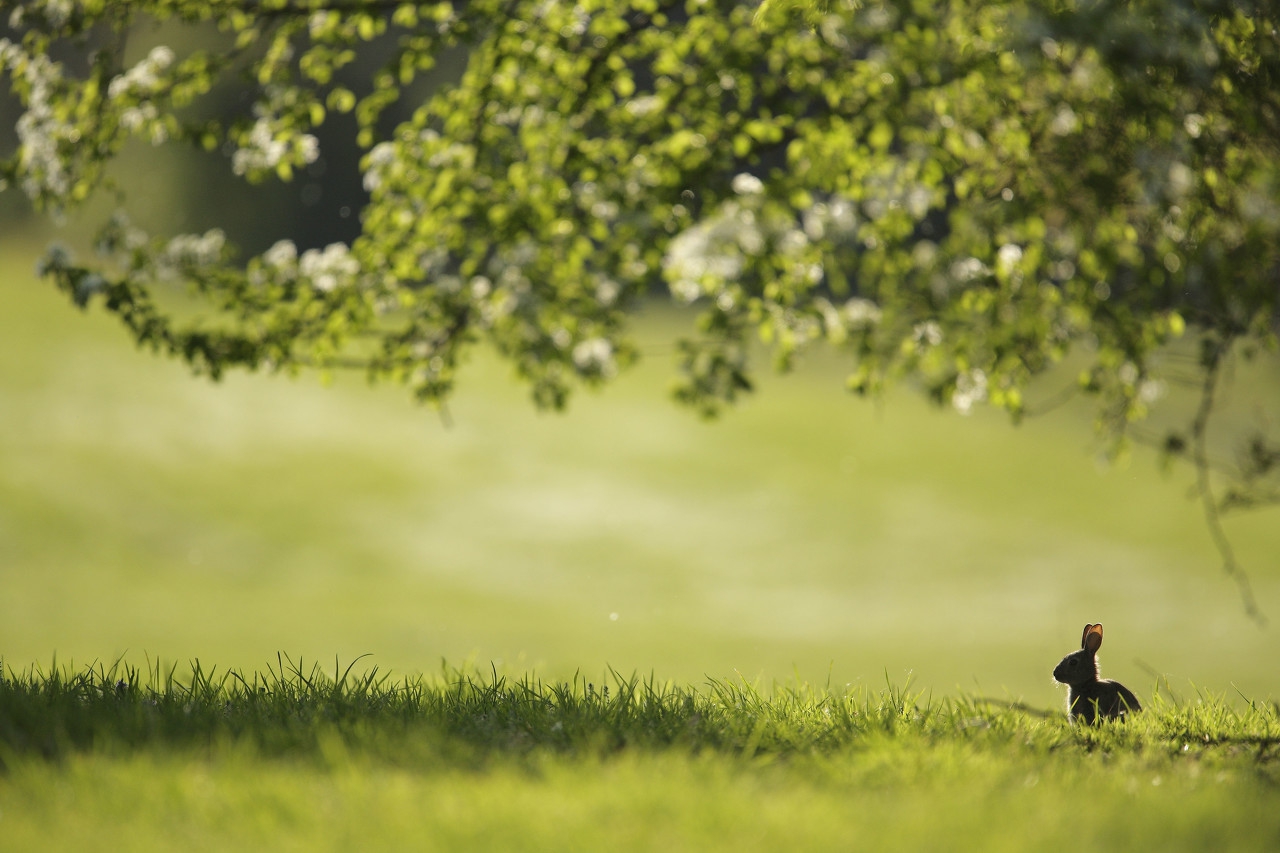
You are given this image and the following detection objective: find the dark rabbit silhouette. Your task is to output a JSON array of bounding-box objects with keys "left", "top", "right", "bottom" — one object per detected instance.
[{"left": 1052, "top": 623, "right": 1142, "bottom": 724}]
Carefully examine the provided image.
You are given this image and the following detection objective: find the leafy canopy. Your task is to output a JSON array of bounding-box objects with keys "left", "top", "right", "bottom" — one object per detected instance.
[{"left": 2, "top": 0, "right": 1278, "bottom": 605}]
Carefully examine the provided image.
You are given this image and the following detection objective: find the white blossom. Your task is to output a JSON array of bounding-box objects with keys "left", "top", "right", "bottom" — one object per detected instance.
[
  {"left": 1167, "top": 162, "right": 1194, "bottom": 198},
  {"left": 950, "top": 256, "right": 989, "bottom": 282},
  {"left": 777, "top": 227, "right": 809, "bottom": 257},
  {"left": 663, "top": 198, "right": 811, "bottom": 303},
  {"left": 362, "top": 141, "right": 397, "bottom": 192},
  {"left": 231, "top": 90, "right": 321, "bottom": 177},
  {"left": 94, "top": 210, "right": 150, "bottom": 256},
  {"left": 47, "top": 0, "right": 74, "bottom": 26},
  {"left": 572, "top": 337, "right": 616, "bottom": 375},
  {"left": 3, "top": 42, "right": 77, "bottom": 203},
  {"left": 262, "top": 239, "right": 299, "bottom": 270},
  {"left": 119, "top": 103, "right": 157, "bottom": 131},
  {"left": 664, "top": 212, "right": 746, "bottom": 302},
  {"left": 15, "top": 0, "right": 73, "bottom": 28},
  {"left": 996, "top": 243, "right": 1023, "bottom": 276},
  {"left": 107, "top": 46, "right": 175, "bottom": 99},
  {"left": 309, "top": 10, "right": 337, "bottom": 39},
  {"left": 802, "top": 198, "right": 858, "bottom": 241},
  {"left": 594, "top": 276, "right": 620, "bottom": 306},
  {"left": 157, "top": 230, "right": 225, "bottom": 278},
  {"left": 952, "top": 368, "right": 988, "bottom": 415},
  {"left": 913, "top": 320, "right": 943, "bottom": 347},
  {"left": 299, "top": 242, "right": 359, "bottom": 292},
  {"left": 844, "top": 298, "right": 882, "bottom": 329},
  {"left": 591, "top": 199, "right": 619, "bottom": 221},
  {"left": 233, "top": 118, "right": 286, "bottom": 175},
  {"left": 625, "top": 95, "right": 661, "bottom": 118},
  {"left": 905, "top": 185, "right": 933, "bottom": 219},
  {"left": 1050, "top": 105, "right": 1079, "bottom": 136},
  {"left": 731, "top": 173, "right": 764, "bottom": 195},
  {"left": 297, "top": 134, "right": 319, "bottom": 164},
  {"left": 1138, "top": 378, "right": 1165, "bottom": 405}
]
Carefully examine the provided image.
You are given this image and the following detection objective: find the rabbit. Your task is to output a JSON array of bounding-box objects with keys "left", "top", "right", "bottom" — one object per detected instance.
[{"left": 1052, "top": 623, "right": 1142, "bottom": 724}]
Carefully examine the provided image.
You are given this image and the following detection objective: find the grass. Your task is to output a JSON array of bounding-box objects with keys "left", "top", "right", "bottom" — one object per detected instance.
[{"left": 1, "top": 659, "right": 1278, "bottom": 851}]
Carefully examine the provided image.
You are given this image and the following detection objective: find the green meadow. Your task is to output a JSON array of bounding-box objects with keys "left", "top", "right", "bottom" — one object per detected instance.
[
  {"left": 2, "top": 233, "right": 1279, "bottom": 850},
  {"left": 1, "top": 659, "right": 1278, "bottom": 851}
]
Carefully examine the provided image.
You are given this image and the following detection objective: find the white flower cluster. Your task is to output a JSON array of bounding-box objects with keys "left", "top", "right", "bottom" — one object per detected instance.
[
  {"left": 664, "top": 205, "right": 754, "bottom": 302},
  {"left": 361, "top": 130, "right": 473, "bottom": 195},
  {"left": 262, "top": 239, "right": 299, "bottom": 271},
  {"left": 814, "top": 295, "right": 884, "bottom": 345},
  {"left": 258, "top": 240, "right": 361, "bottom": 293},
  {"left": 9, "top": 0, "right": 74, "bottom": 29},
  {"left": 93, "top": 210, "right": 150, "bottom": 259},
  {"left": 1, "top": 38, "right": 75, "bottom": 204},
  {"left": 1049, "top": 105, "right": 1079, "bottom": 136},
  {"left": 800, "top": 197, "right": 858, "bottom": 241},
  {"left": 996, "top": 243, "right": 1023, "bottom": 274},
  {"left": 572, "top": 180, "right": 621, "bottom": 224},
  {"left": 594, "top": 275, "right": 620, "bottom": 306},
  {"left": 859, "top": 174, "right": 935, "bottom": 223},
  {"left": 232, "top": 117, "right": 319, "bottom": 175},
  {"left": 106, "top": 46, "right": 175, "bottom": 144},
  {"left": 107, "top": 46, "right": 174, "bottom": 99},
  {"left": 309, "top": 10, "right": 337, "bottom": 39},
  {"left": 87, "top": 213, "right": 226, "bottom": 282},
  {"left": 571, "top": 337, "right": 616, "bottom": 377},
  {"left": 361, "top": 141, "right": 397, "bottom": 192},
  {"left": 0, "top": 36, "right": 179, "bottom": 208},
  {"left": 1116, "top": 361, "right": 1165, "bottom": 407},
  {"left": 231, "top": 87, "right": 319, "bottom": 177},
  {"left": 300, "top": 243, "right": 360, "bottom": 292},
  {"left": 843, "top": 297, "right": 882, "bottom": 329},
  {"left": 730, "top": 172, "right": 764, "bottom": 195},
  {"left": 531, "top": 0, "right": 590, "bottom": 34},
  {"left": 624, "top": 95, "right": 661, "bottom": 118},
  {"left": 158, "top": 230, "right": 225, "bottom": 277},
  {"left": 949, "top": 256, "right": 989, "bottom": 282},
  {"left": 951, "top": 368, "right": 988, "bottom": 415},
  {"left": 664, "top": 197, "right": 816, "bottom": 304},
  {"left": 912, "top": 321, "right": 943, "bottom": 352}
]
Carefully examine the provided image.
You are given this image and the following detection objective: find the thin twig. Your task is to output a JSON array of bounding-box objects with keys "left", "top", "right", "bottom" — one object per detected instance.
[
  {"left": 1191, "top": 337, "right": 1267, "bottom": 627},
  {"left": 1020, "top": 381, "right": 1079, "bottom": 418}
]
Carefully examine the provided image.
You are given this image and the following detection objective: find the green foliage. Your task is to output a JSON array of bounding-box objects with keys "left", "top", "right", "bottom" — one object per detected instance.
[
  {"left": 3, "top": 0, "right": 1279, "bottom": 597},
  {"left": 2, "top": 0, "right": 1275, "bottom": 417}
]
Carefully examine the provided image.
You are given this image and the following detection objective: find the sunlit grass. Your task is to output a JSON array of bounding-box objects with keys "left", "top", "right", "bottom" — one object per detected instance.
[{"left": 1, "top": 659, "right": 1278, "bottom": 852}]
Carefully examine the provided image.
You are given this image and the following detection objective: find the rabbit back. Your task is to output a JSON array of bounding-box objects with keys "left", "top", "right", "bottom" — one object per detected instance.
[{"left": 1069, "top": 678, "right": 1142, "bottom": 724}]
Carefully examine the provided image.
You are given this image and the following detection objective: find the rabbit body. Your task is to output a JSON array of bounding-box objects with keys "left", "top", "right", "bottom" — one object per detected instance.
[{"left": 1052, "top": 623, "right": 1141, "bottom": 724}]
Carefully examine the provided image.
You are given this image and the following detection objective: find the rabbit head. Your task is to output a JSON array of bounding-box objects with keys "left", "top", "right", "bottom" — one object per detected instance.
[{"left": 1052, "top": 622, "right": 1103, "bottom": 687}]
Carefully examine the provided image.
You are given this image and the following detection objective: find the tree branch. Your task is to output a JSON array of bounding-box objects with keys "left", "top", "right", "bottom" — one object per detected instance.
[{"left": 1191, "top": 336, "right": 1267, "bottom": 627}]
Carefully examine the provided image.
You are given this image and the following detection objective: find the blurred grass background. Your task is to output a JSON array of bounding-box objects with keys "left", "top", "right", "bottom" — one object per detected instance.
[{"left": 2, "top": 231, "right": 1277, "bottom": 705}]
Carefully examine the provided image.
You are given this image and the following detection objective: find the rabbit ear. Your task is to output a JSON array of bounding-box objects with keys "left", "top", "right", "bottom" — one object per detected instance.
[{"left": 1083, "top": 623, "right": 1104, "bottom": 654}]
